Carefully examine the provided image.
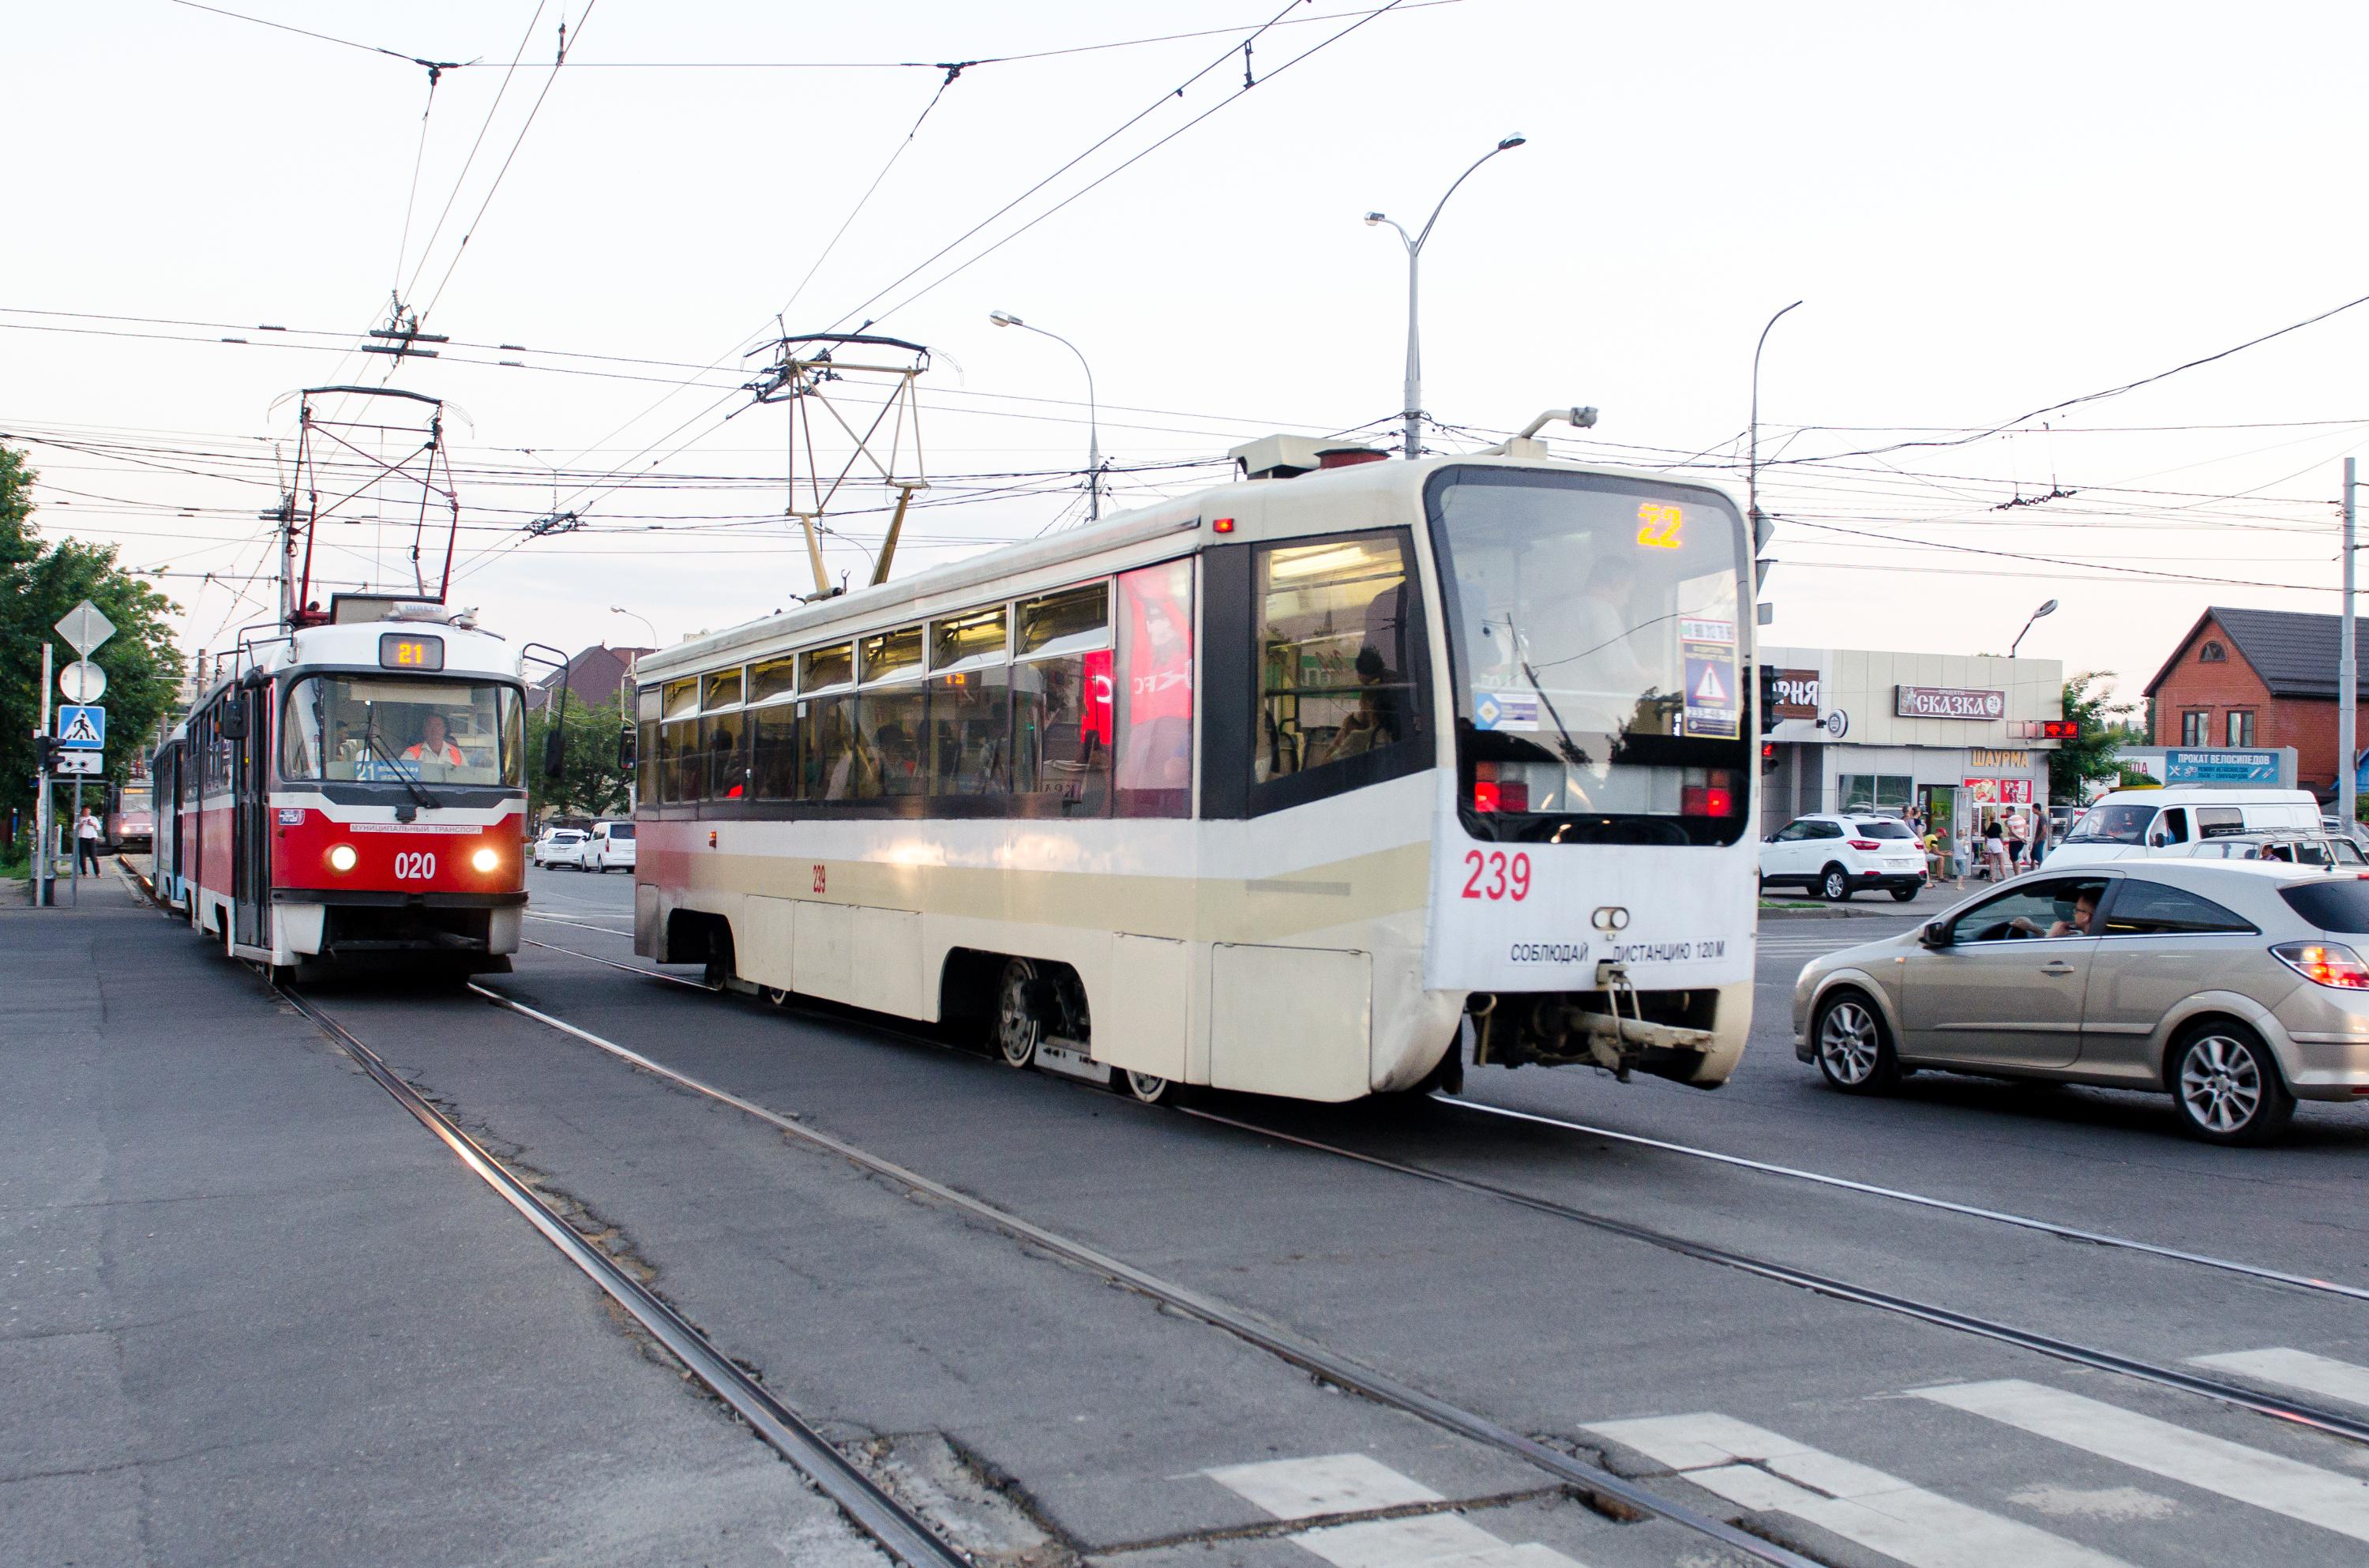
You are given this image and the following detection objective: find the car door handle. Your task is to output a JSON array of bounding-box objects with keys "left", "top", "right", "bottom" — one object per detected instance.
[{"left": 2038, "top": 961, "right": 2078, "bottom": 976}]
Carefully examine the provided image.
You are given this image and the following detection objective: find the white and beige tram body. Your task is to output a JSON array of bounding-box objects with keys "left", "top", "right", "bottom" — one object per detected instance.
[
  {"left": 167, "top": 598, "right": 531, "bottom": 976},
  {"left": 631, "top": 428, "right": 1759, "bottom": 1101}
]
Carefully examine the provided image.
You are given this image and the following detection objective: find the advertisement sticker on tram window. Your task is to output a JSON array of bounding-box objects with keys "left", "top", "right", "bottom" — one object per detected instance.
[
  {"left": 1680, "top": 639, "right": 1739, "bottom": 738},
  {"left": 1679, "top": 617, "right": 1735, "bottom": 646},
  {"left": 1474, "top": 691, "right": 1541, "bottom": 733}
]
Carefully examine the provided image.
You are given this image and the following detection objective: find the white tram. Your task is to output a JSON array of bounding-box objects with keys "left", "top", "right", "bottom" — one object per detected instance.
[{"left": 632, "top": 430, "right": 1759, "bottom": 1102}]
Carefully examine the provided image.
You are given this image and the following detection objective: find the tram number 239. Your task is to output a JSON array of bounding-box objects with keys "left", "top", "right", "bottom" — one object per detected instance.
[
  {"left": 394, "top": 851, "right": 439, "bottom": 880},
  {"left": 1460, "top": 850, "right": 1531, "bottom": 901}
]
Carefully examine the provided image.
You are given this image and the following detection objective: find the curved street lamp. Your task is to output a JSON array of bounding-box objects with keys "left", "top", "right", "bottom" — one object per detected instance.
[
  {"left": 2010, "top": 598, "right": 2059, "bottom": 658},
  {"left": 1365, "top": 133, "right": 1526, "bottom": 459},
  {"left": 990, "top": 309, "right": 1103, "bottom": 522}
]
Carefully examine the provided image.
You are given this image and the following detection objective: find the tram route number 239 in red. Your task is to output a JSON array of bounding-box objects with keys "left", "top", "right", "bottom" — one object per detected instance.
[
  {"left": 1460, "top": 850, "right": 1531, "bottom": 901},
  {"left": 393, "top": 850, "right": 438, "bottom": 880}
]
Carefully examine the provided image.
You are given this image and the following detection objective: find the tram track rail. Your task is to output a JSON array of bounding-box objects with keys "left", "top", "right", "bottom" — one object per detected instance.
[
  {"left": 270, "top": 985, "right": 972, "bottom": 1568},
  {"left": 507, "top": 930, "right": 2369, "bottom": 1450},
  {"left": 461, "top": 980, "right": 1823, "bottom": 1568}
]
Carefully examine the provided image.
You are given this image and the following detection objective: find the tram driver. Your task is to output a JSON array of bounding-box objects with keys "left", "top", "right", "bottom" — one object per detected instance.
[{"left": 403, "top": 712, "right": 467, "bottom": 770}]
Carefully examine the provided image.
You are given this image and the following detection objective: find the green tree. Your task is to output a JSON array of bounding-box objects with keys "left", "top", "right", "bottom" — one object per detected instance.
[
  {"left": 2, "top": 445, "right": 186, "bottom": 821},
  {"left": 524, "top": 692, "right": 631, "bottom": 820},
  {"left": 2049, "top": 670, "right": 2135, "bottom": 803}
]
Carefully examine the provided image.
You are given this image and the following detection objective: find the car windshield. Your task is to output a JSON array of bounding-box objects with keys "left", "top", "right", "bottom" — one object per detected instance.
[
  {"left": 283, "top": 675, "right": 523, "bottom": 786},
  {"left": 2066, "top": 803, "right": 2156, "bottom": 843},
  {"left": 1854, "top": 820, "right": 1913, "bottom": 839},
  {"left": 1428, "top": 468, "right": 1749, "bottom": 842}
]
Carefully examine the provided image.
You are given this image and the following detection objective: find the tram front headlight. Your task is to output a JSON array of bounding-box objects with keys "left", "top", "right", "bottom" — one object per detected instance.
[
  {"left": 327, "top": 844, "right": 358, "bottom": 873},
  {"left": 471, "top": 846, "right": 500, "bottom": 874}
]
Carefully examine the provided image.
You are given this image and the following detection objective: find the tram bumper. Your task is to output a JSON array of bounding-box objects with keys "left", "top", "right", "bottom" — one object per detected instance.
[
  {"left": 272, "top": 889, "right": 525, "bottom": 967},
  {"left": 1466, "top": 976, "right": 1746, "bottom": 1087}
]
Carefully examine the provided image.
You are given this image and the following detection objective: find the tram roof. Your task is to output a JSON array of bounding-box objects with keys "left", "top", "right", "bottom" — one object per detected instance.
[
  {"left": 637, "top": 450, "right": 1737, "bottom": 681},
  {"left": 186, "top": 614, "right": 522, "bottom": 711}
]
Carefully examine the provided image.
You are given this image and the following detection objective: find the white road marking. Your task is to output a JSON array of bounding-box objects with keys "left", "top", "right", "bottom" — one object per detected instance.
[
  {"left": 1207, "top": 1455, "right": 1583, "bottom": 1566},
  {"left": 1587, "top": 1412, "right": 2134, "bottom": 1568},
  {"left": 2189, "top": 1349, "right": 2369, "bottom": 1414},
  {"left": 1917, "top": 1379, "right": 2369, "bottom": 1543},
  {"left": 1205, "top": 1454, "right": 1441, "bottom": 1520}
]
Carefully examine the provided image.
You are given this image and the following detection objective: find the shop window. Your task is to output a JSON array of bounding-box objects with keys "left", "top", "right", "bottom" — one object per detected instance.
[
  {"left": 2225, "top": 710, "right": 2255, "bottom": 748},
  {"left": 2179, "top": 710, "right": 2209, "bottom": 747},
  {"left": 1838, "top": 774, "right": 1913, "bottom": 813},
  {"left": 1114, "top": 560, "right": 1195, "bottom": 817}
]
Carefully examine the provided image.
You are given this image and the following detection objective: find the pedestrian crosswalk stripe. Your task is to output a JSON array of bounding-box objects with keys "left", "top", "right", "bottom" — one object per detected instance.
[
  {"left": 1917, "top": 1379, "right": 2369, "bottom": 1543},
  {"left": 1206, "top": 1454, "right": 1584, "bottom": 1567},
  {"left": 2189, "top": 1348, "right": 2369, "bottom": 1414},
  {"left": 1586, "top": 1412, "right": 2134, "bottom": 1568}
]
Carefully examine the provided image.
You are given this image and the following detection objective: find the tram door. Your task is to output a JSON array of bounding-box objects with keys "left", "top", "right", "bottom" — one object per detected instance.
[{"left": 231, "top": 687, "right": 269, "bottom": 949}]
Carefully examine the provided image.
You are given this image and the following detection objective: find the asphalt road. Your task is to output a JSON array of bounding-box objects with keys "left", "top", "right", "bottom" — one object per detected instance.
[{"left": 13, "top": 859, "right": 2369, "bottom": 1566}]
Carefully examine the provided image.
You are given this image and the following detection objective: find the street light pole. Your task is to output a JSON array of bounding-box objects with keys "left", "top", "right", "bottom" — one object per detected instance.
[
  {"left": 989, "top": 310, "right": 1102, "bottom": 522},
  {"left": 2009, "top": 598, "right": 2059, "bottom": 658},
  {"left": 1748, "top": 300, "right": 1803, "bottom": 559},
  {"left": 1366, "top": 134, "right": 1526, "bottom": 460},
  {"left": 2343, "top": 458, "right": 2357, "bottom": 827},
  {"left": 609, "top": 606, "right": 657, "bottom": 648}
]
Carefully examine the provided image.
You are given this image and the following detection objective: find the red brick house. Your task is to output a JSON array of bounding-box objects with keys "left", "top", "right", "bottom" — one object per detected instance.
[{"left": 2145, "top": 607, "right": 2369, "bottom": 797}]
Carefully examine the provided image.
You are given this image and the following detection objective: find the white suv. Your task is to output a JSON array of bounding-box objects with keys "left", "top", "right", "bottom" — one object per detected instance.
[
  {"left": 1760, "top": 813, "right": 1928, "bottom": 902},
  {"left": 532, "top": 827, "right": 589, "bottom": 869}
]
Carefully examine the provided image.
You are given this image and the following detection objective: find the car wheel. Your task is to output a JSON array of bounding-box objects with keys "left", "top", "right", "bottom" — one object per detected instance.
[
  {"left": 2171, "top": 1022, "right": 2295, "bottom": 1145},
  {"left": 1812, "top": 991, "right": 1898, "bottom": 1093},
  {"left": 1890, "top": 885, "right": 1919, "bottom": 903},
  {"left": 1820, "top": 864, "right": 1851, "bottom": 902}
]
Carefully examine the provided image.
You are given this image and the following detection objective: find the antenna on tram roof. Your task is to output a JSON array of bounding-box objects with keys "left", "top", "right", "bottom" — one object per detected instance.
[{"left": 744, "top": 332, "right": 934, "bottom": 598}]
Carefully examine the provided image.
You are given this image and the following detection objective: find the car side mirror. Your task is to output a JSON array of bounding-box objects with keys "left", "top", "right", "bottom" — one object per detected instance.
[{"left": 1919, "top": 920, "right": 1953, "bottom": 949}]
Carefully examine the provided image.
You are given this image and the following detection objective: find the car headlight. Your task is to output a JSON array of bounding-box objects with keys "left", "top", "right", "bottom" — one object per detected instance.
[
  {"left": 472, "top": 846, "right": 500, "bottom": 873},
  {"left": 328, "top": 844, "right": 357, "bottom": 873}
]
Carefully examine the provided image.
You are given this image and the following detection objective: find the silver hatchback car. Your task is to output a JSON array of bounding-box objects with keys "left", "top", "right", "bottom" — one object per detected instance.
[{"left": 1793, "top": 859, "right": 2369, "bottom": 1143}]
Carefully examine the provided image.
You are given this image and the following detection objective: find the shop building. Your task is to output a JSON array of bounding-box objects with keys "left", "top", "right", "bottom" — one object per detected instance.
[{"left": 1758, "top": 647, "right": 2064, "bottom": 844}]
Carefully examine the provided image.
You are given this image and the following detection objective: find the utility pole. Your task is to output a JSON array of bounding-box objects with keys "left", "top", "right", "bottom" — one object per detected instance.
[
  {"left": 2343, "top": 457, "right": 2358, "bottom": 828},
  {"left": 35, "top": 641, "right": 51, "bottom": 906}
]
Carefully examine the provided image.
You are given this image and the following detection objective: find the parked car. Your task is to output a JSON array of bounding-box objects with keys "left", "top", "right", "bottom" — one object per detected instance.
[
  {"left": 2322, "top": 816, "right": 2369, "bottom": 856},
  {"left": 2044, "top": 786, "right": 2319, "bottom": 868},
  {"left": 532, "top": 827, "right": 590, "bottom": 868},
  {"left": 586, "top": 820, "right": 636, "bottom": 873},
  {"left": 2159, "top": 831, "right": 2367, "bottom": 868},
  {"left": 1793, "top": 859, "right": 2369, "bottom": 1143},
  {"left": 1759, "top": 813, "right": 1928, "bottom": 902}
]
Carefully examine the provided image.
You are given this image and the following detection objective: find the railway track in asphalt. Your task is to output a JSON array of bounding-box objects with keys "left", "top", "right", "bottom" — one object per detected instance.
[
  {"left": 272, "top": 986, "right": 974, "bottom": 1568},
  {"left": 505, "top": 929, "right": 2369, "bottom": 1454}
]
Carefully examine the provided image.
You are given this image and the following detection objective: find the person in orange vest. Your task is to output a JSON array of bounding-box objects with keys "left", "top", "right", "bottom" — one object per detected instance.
[{"left": 402, "top": 713, "right": 465, "bottom": 767}]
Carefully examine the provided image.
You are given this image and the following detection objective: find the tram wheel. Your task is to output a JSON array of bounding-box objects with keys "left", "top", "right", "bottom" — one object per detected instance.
[
  {"left": 1121, "top": 1071, "right": 1171, "bottom": 1105},
  {"left": 760, "top": 985, "right": 790, "bottom": 1007},
  {"left": 995, "top": 957, "right": 1041, "bottom": 1068}
]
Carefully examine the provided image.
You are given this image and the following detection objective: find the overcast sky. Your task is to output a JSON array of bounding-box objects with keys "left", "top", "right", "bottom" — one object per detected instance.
[{"left": 9, "top": 1, "right": 2369, "bottom": 710}]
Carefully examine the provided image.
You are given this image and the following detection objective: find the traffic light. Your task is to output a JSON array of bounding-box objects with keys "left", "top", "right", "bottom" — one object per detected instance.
[
  {"left": 1758, "top": 664, "right": 1782, "bottom": 735},
  {"left": 33, "top": 734, "right": 61, "bottom": 774}
]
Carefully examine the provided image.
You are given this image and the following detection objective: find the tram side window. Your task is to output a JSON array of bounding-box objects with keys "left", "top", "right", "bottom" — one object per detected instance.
[
  {"left": 702, "top": 710, "right": 747, "bottom": 801},
  {"left": 799, "top": 693, "right": 867, "bottom": 800},
  {"left": 1012, "top": 653, "right": 1111, "bottom": 815},
  {"left": 750, "top": 703, "right": 798, "bottom": 799},
  {"left": 862, "top": 686, "right": 928, "bottom": 798},
  {"left": 929, "top": 668, "right": 1012, "bottom": 798},
  {"left": 637, "top": 719, "right": 660, "bottom": 803},
  {"left": 1113, "top": 561, "right": 1193, "bottom": 818},
  {"left": 663, "top": 718, "right": 701, "bottom": 802},
  {"left": 1248, "top": 530, "right": 1429, "bottom": 810}
]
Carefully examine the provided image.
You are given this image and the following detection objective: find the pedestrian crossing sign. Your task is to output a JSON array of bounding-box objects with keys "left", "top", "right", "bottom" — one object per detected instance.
[{"left": 58, "top": 704, "right": 105, "bottom": 748}]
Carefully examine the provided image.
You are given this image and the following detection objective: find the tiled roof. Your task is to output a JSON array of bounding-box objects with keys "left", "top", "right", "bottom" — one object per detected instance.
[{"left": 2150, "top": 606, "right": 2369, "bottom": 700}]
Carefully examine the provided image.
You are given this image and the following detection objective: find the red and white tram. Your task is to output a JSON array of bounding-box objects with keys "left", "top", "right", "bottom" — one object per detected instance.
[{"left": 161, "top": 597, "right": 530, "bottom": 976}]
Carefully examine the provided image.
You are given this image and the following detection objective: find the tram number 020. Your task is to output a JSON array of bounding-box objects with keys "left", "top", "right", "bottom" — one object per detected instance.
[
  {"left": 393, "top": 851, "right": 439, "bottom": 881},
  {"left": 1460, "top": 850, "right": 1531, "bottom": 901}
]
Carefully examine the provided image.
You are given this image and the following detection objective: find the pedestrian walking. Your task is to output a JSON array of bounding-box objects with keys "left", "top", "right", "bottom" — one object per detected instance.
[
  {"left": 75, "top": 808, "right": 102, "bottom": 874},
  {"left": 1981, "top": 816, "right": 2006, "bottom": 880},
  {"left": 2007, "top": 812, "right": 2031, "bottom": 872}
]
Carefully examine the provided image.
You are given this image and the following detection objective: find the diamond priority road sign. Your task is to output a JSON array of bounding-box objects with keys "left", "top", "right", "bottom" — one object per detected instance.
[{"left": 54, "top": 599, "right": 115, "bottom": 658}]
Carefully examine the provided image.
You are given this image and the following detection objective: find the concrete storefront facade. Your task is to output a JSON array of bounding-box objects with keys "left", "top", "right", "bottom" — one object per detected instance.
[{"left": 1759, "top": 647, "right": 2063, "bottom": 850}]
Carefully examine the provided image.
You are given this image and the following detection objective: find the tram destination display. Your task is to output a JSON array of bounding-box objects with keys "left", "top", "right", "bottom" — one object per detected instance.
[{"left": 380, "top": 632, "right": 445, "bottom": 672}]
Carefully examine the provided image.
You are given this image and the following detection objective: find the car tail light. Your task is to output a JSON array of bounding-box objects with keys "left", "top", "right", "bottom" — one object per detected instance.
[
  {"left": 1848, "top": 838, "right": 1883, "bottom": 850},
  {"left": 2272, "top": 941, "right": 2369, "bottom": 988}
]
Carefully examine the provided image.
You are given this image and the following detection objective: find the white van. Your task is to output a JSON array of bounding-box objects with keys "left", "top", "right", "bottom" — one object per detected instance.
[
  {"left": 2046, "top": 786, "right": 2321, "bottom": 866},
  {"left": 588, "top": 820, "right": 637, "bottom": 873}
]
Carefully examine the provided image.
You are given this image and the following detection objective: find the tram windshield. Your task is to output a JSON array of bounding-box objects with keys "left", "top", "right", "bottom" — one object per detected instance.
[
  {"left": 281, "top": 676, "right": 524, "bottom": 786},
  {"left": 1428, "top": 468, "right": 1750, "bottom": 842}
]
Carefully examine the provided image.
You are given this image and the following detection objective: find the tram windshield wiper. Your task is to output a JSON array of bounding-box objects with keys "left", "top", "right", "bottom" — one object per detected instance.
[
  {"left": 1499, "top": 612, "right": 1590, "bottom": 771},
  {"left": 363, "top": 727, "right": 440, "bottom": 810}
]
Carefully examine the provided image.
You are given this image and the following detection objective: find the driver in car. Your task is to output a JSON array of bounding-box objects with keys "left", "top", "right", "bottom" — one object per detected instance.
[{"left": 2010, "top": 887, "right": 2099, "bottom": 939}]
